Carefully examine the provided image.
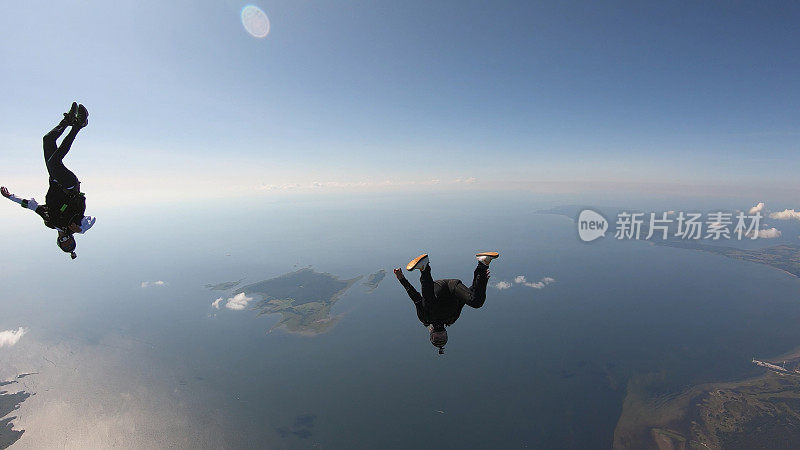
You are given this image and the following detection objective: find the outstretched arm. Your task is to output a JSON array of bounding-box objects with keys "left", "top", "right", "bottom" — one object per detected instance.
[
  {"left": 2, "top": 186, "right": 39, "bottom": 211},
  {"left": 394, "top": 268, "right": 423, "bottom": 304},
  {"left": 395, "top": 268, "right": 429, "bottom": 325},
  {"left": 1, "top": 186, "right": 49, "bottom": 224}
]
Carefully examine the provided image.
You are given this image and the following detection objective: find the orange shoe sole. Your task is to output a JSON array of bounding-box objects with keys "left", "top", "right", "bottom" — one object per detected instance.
[{"left": 406, "top": 254, "right": 429, "bottom": 271}]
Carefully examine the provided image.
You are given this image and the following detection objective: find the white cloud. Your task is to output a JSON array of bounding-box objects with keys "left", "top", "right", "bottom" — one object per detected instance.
[
  {"left": 211, "top": 298, "right": 222, "bottom": 309},
  {"left": 141, "top": 280, "right": 167, "bottom": 288},
  {"left": 769, "top": 209, "right": 800, "bottom": 221},
  {"left": 224, "top": 293, "right": 253, "bottom": 310},
  {"left": 494, "top": 281, "right": 512, "bottom": 290},
  {"left": 748, "top": 202, "right": 765, "bottom": 214},
  {"left": 747, "top": 227, "right": 782, "bottom": 239},
  {"left": 514, "top": 275, "right": 556, "bottom": 289},
  {"left": 259, "top": 183, "right": 302, "bottom": 191},
  {"left": 0, "top": 327, "right": 27, "bottom": 348}
]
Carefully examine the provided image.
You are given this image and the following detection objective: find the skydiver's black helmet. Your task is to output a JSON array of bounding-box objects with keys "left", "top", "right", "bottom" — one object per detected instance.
[
  {"left": 57, "top": 234, "right": 77, "bottom": 259},
  {"left": 429, "top": 325, "right": 448, "bottom": 354}
]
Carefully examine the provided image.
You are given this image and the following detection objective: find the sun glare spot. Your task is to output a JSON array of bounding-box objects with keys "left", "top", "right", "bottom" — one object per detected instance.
[{"left": 241, "top": 5, "right": 270, "bottom": 38}]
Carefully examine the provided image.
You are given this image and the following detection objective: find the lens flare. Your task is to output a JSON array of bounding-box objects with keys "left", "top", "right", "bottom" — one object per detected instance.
[{"left": 241, "top": 5, "right": 270, "bottom": 38}]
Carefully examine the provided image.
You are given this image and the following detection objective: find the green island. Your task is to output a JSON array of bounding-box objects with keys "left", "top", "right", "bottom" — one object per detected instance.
[
  {"left": 235, "top": 268, "right": 362, "bottom": 335},
  {"left": 363, "top": 269, "right": 386, "bottom": 293}
]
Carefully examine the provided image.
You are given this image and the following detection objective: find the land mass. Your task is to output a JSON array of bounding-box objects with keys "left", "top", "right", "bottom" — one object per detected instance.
[
  {"left": 205, "top": 279, "right": 245, "bottom": 291},
  {"left": 614, "top": 367, "right": 800, "bottom": 449},
  {"left": 660, "top": 242, "right": 800, "bottom": 278},
  {"left": 236, "top": 268, "right": 361, "bottom": 335},
  {"left": 542, "top": 206, "right": 800, "bottom": 448},
  {"left": 0, "top": 374, "right": 33, "bottom": 449},
  {"left": 363, "top": 270, "right": 386, "bottom": 293}
]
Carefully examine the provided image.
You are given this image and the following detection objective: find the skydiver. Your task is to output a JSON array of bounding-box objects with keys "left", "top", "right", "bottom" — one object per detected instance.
[
  {"left": 1, "top": 103, "right": 96, "bottom": 260},
  {"left": 394, "top": 252, "right": 499, "bottom": 354}
]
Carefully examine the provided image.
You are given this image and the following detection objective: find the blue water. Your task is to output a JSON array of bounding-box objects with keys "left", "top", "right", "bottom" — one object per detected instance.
[{"left": 2, "top": 193, "right": 800, "bottom": 448}]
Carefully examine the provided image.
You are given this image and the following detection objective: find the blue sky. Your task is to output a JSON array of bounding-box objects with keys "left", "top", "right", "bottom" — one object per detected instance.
[{"left": 1, "top": 1, "right": 798, "bottom": 204}]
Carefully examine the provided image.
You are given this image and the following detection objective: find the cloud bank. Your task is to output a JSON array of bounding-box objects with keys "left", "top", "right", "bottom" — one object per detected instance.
[
  {"left": 748, "top": 202, "right": 765, "bottom": 214},
  {"left": 259, "top": 177, "right": 479, "bottom": 192},
  {"left": 769, "top": 209, "right": 800, "bottom": 221},
  {"left": 141, "top": 280, "right": 167, "bottom": 288},
  {"left": 223, "top": 293, "right": 254, "bottom": 310},
  {"left": 494, "top": 275, "right": 557, "bottom": 290},
  {"left": 211, "top": 298, "right": 222, "bottom": 309},
  {"left": 747, "top": 227, "right": 782, "bottom": 239},
  {"left": 493, "top": 281, "right": 512, "bottom": 290},
  {"left": 515, "top": 275, "right": 556, "bottom": 289},
  {"left": 0, "top": 327, "right": 27, "bottom": 348}
]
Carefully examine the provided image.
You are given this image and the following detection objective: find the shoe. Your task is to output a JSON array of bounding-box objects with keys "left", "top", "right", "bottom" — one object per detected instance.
[
  {"left": 62, "top": 102, "right": 78, "bottom": 125},
  {"left": 476, "top": 251, "right": 499, "bottom": 266},
  {"left": 75, "top": 104, "right": 89, "bottom": 128},
  {"left": 406, "top": 254, "right": 429, "bottom": 271}
]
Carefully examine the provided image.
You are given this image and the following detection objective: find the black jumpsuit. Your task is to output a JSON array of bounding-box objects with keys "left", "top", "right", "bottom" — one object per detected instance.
[
  {"left": 38, "top": 118, "right": 86, "bottom": 230},
  {"left": 400, "top": 264, "right": 489, "bottom": 327}
]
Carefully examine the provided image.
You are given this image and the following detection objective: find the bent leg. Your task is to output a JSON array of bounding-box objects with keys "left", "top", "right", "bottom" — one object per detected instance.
[
  {"left": 55, "top": 127, "right": 80, "bottom": 162},
  {"left": 455, "top": 266, "right": 489, "bottom": 309},
  {"left": 43, "top": 119, "right": 81, "bottom": 189},
  {"left": 48, "top": 164, "right": 79, "bottom": 190},
  {"left": 470, "top": 263, "right": 489, "bottom": 292},
  {"left": 43, "top": 121, "right": 69, "bottom": 165},
  {"left": 450, "top": 279, "right": 484, "bottom": 308}
]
